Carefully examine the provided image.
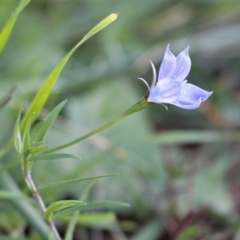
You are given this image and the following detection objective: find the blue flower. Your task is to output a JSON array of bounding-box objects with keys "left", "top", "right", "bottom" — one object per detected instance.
[{"left": 139, "top": 44, "right": 212, "bottom": 109}]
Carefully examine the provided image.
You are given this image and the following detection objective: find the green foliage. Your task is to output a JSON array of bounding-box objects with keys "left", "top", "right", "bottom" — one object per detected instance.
[
  {"left": 29, "top": 153, "right": 80, "bottom": 162},
  {"left": 0, "top": 190, "right": 32, "bottom": 201},
  {"left": 54, "top": 201, "right": 130, "bottom": 218},
  {"left": 38, "top": 173, "right": 119, "bottom": 191},
  {"left": 1, "top": 0, "right": 240, "bottom": 239},
  {"left": 13, "top": 110, "right": 22, "bottom": 155},
  {"left": 44, "top": 200, "right": 86, "bottom": 221},
  {"left": 31, "top": 100, "right": 67, "bottom": 143},
  {"left": 0, "top": 0, "right": 30, "bottom": 54},
  {"left": 19, "top": 13, "right": 117, "bottom": 133}
]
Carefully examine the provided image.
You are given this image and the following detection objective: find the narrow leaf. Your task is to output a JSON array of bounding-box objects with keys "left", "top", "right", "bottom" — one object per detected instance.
[
  {"left": 64, "top": 180, "right": 97, "bottom": 240},
  {"left": 44, "top": 200, "right": 85, "bottom": 221},
  {"left": 20, "top": 13, "right": 117, "bottom": 133},
  {"left": 60, "top": 153, "right": 108, "bottom": 180},
  {"left": 62, "top": 213, "right": 115, "bottom": 227},
  {"left": 64, "top": 211, "right": 79, "bottom": 240},
  {"left": 0, "top": 190, "right": 32, "bottom": 201},
  {"left": 145, "top": 130, "right": 240, "bottom": 145},
  {"left": 22, "top": 114, "right": 33, "bottom": 153},
  {"left": 13, "top": 110, "right": 22, "bottom": 154},
  {"left": 80, "top": 180, "right": 97, "bottom": 202},
  {"left": 82, "top": 13, "right": 118, "bottom": 42},
  {"left": 30, "top": 121, "right": 44, "bottom": 143},
  {"left": 0, "top": 0, "right": 30, "bottom": 54},
  {"left": 38, "top": 173, "right": 119, "bottom": 191},
  {"left": 29, "top": 144, "right": 48, "bottom": 154},
  {"left": 29, "top": 153, "right": 80, "bottom": 161},
  {"left": 54, "top": 201, "right": 130, "bottom": 218},
  {"left": 31, "top": 100, "right": 67, "bottom": 143}
]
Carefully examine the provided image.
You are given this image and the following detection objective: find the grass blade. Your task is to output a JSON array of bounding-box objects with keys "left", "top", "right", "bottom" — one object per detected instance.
[
  {"left": 44, "top": 200, "right": 85, "bottom": 221},
  {"left": 0, "top": 0, "right": 30, "bottom": 54},
  {"left": 20, "top": 13, "right": 117, "bottom": 133},
  {"left": 63, "top": 213, "right": 115, "bottom": 228},
  {"left": 22, "top": 115, "right": 33, "bottom": 154},
  {"left": 0, "top": 190, "right": 32, "bottom": 201},
  {"left": 64, "top": 211, "right": 79, "bottom": 240},
  {"left": 64, "top": 181, "right": 97, "bottom": 240},
  {"left": 38, "top": 173, "right": 119, "bottom": 191},
  {"left": 31, "top": 100, "right": 67, "bottom": 143},
  {"left": 54, "top": 201, "right": 130, "bottom": 218},
  {"left": 146, "top": 130, "right": 240, "bottom": 145},
  {"left": 13, "top": 110, "right": 22, "bottom": 155},
  {"left": 29, "top": 153, "right": 80, "bottom": 161}
]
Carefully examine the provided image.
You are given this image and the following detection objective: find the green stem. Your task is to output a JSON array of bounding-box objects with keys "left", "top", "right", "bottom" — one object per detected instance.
[
  {"left": 25, "top": 172, "right": 62, "bottom": 240},
  {"left": 46, "top": 98, "right": 151, "bottom": 153}
]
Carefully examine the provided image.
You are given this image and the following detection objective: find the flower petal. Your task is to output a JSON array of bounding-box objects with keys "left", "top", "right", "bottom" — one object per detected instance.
[
  {"left": 171, "top": 98, "right": 201, "bottom": 109},
  {"left": 171, "top": 46, "right": 191, "bottom": 81},
  {"left": 179, "top": 83, "right": 213, "bottom": 102},
  {"left": 148, "top": 78, "right": 182, "bottom": 104},
  {"left": 158, "top": 44, "right": 176, "bottom": 81},
  {"left": 170, "top": 83, "right": 212, "bottom": 109}
]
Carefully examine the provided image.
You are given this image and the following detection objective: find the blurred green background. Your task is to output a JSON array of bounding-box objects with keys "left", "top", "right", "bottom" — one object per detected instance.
[{"left": 1, "top": 0, "right": 240, "bottom": 239}]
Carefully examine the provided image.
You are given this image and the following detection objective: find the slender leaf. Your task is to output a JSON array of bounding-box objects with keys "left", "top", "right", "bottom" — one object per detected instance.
[
  {"left": 29, "top": 153, "right": 80, "bottom": 161},
  {"left": 30, "top": 122, "right": 44, "bottom": 143},
  {"left": 60, "top": 153, "right": 108, "bottom": 180},
  {"left": 64, "top": 180, "right": 97, "bottom": 240},
  {"left": 81, "top": 13, "right": 118, "bottom": 42},
  {"left": 80, "top": 180, "right": 97, "bottom": 202},
  {"left": 54, "top": 201, "right": 130, "bottom": 218},
  {"left": 13, "top": 110, "right": 22, "bottom": 154},
  {"left": 44, "top": 200, "right": 85, "bottom": 221},
  {"left": 38, "top": 173, "right": 119, "bottom": 191},
  {"left": 29, "top": 144, "right": 48, "bottom": 154},
  {"left": 31, "top": 100, "right": 67, "bottom": 143},
  {"left": 22, "top": 115, "right": 33, "bottom": 154},
  {"left": 0, "top": 190, "right": 32, "bottom": 201},
  {"left": 62, "top": 213, "right": 115, "bottom": 227},
  {"left": 0, "top": 0, "right": 30, "bottom": 54},
  {"left": 64, "top": 211, "right": 79, "bottom": 240},
  {"left": 20, "top": 13, "right": 117, "bottom": 133},
  {"left": 145, "top": 130, "right": 240, "bottom": 145}
]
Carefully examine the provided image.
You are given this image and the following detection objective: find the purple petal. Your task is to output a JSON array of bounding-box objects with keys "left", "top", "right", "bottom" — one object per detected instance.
[
  {"left": 171, "top": 46, "right": 191, "bottom": 81},
  {"left": 148, "top": 78, "right": 181, "bottom": 103},
  {"left": 158, "top": 44, "right": 176, "bottom": 81},
  {"left": 179, "top": 83, "right": 213, "bottom": 102},
  {"left": 172, "top": 98, "right": 201, "bottom": 110}
]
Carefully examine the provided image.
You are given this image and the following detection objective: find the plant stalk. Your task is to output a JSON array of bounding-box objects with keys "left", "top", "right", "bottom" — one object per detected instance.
[
  {"left": 46, "top": 98, "right": 151, "bottom": 153},
  {"left": 25, "top": 172, "right": 62, "bottom": 240}
]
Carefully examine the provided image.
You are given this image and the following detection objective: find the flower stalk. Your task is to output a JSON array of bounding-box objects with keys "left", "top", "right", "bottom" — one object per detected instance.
[{"left": 46, "top": 97, "right": 152, "bottom": 153}]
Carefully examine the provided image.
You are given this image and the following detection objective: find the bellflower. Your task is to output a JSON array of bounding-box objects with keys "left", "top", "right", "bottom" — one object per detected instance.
[{"left": 139, "top": 44, "right": 212, "bottom": 109}]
